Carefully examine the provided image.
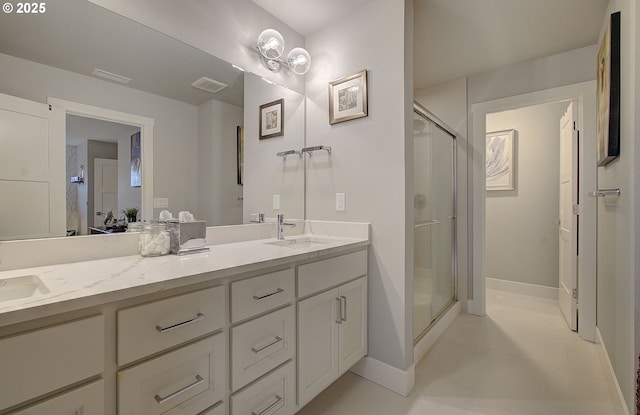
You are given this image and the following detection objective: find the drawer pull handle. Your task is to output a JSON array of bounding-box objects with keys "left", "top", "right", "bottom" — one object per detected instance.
[
  {"left": 251, "top": 394, "right": 283, "bottom": 415},
  {"left": 335, "top": 298, "right": 342, "bottom": 324},
  {"left": 155, "top": 312, "right": 206, "bottom": 333},
  {"left": 253, "top": 288, "right": 284, "bottom": 300},
  {"left": 340, "top": 296, "right": 347, "bottom": 322},
  {"left": 251, "top": 336, "right": 283, "bottom": 353},
  {"left": 154, "top": 374, "right": 204, "bottom": 404}
]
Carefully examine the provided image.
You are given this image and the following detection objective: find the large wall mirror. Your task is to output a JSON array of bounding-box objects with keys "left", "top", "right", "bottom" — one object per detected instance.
[{"left": 0, "top": 0, "right": 305, "bottom": 241}]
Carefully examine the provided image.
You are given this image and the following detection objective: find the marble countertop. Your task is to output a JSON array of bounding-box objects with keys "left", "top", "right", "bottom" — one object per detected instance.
[{"left": 0, "top": 234, "right": 369, "bottom": 327}]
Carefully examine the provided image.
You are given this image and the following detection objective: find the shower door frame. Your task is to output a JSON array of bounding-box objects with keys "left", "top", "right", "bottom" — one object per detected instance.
[{"left": 413, "top": 102, "right": 458, "bottom": 342}]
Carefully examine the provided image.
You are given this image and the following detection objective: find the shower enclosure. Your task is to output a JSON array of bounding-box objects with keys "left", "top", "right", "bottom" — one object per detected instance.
[{"left": 413, "top": 103, "right": 457, "bottom": 341}]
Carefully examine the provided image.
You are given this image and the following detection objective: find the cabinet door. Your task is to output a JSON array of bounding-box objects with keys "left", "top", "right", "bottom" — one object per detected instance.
[
  {"left": 338, "top": 277, "right": 367, "bottom": 375},
  {"left": 297, "top": 288, "right": 339, "bottom": 407}
]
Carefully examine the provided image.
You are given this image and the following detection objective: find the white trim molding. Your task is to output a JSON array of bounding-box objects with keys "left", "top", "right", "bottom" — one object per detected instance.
[
  {"left": 47, "top": 97, "right": 155, "bottom": 222},
  {"left": 595, "top": 328, "right": 631, "bottom": 415},
  {"left": 486, "top": 278, "right": 558, "bottom": 301},
  {"left": 350, "top": 357, "right": 415, "bottom": 397}
]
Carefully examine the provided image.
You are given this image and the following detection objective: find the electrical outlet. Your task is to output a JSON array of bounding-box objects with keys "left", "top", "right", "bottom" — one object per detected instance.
[
  {"left": 336, "top": 192, "right": 346, "bottom": 212},
  {"left": 273, "top": 194, "right": 280, "bottom": 210}
]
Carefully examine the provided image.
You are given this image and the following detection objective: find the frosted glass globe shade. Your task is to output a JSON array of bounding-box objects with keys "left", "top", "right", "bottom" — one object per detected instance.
[
  {"left": 257, "top": 29, "right": 285, "bottom": 59},
  {"left": 287, "top": 47, "right": 311, "bottom": 75}
]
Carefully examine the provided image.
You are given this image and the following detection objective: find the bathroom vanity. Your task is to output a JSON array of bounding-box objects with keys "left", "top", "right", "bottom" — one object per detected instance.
[{"left": 0, "top": 222, "right": 369, "bottom": 415}]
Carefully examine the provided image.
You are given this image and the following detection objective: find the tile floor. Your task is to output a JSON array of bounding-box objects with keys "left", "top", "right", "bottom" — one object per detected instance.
[{"left": 297, "top": 289, "right": 621, "bottom": 415}]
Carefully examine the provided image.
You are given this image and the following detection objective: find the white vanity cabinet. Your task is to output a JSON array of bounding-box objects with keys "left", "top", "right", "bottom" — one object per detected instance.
[
  {"left": 296, "top": 251, "right": 368, "bottom": 408},
  {"left": 0, "top": 236, "right": 369, "bottom": 415},
  {"left": 0, "top": 315, "right": 105, "bottom": 413}
]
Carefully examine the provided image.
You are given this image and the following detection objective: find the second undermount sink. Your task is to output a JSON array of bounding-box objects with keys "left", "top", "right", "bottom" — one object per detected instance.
[
  {"left": 0, "top": 275, "right": 50, "bottom": 302},
  {"left": 265, "top": 236, "right": 333, "bottom": 249}
]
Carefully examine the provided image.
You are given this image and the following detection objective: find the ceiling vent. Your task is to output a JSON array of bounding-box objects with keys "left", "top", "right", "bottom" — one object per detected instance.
[
  {"left": 91, "top": 68, "right": 131, "bottom": 84},
  {"left": 191, "top": 76, "right": 228, "bottom": 94}
]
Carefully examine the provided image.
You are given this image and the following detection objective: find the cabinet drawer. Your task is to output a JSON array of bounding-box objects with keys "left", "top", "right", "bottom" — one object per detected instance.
[
  {"left": 118, "top": 334, "right": 225, "bottom": 415},
  {"left": 118, "top": 285, "right": 225, "bottom": 365},
  {"left": 297, "top": 250, "right": 367, "bottom": 298},
  {"left": 0, "top": 315, "right": 104, "bottom": 411},
  {"left": 231, "top": 306, "right": 295, "bottom": 391},
  {"left": 8, "top": 379, "right": 104, "bottom": 415},
  {"left": 231, "top": 269, "right": 294, "bottom": 323},
  {"left": 231, "top": 361, "right": 295, "bottom": 415}
]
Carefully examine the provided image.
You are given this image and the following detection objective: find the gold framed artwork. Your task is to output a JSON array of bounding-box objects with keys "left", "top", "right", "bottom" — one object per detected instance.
[
  {"left": 328, "top": 69, "right": 368, "bottom": 125},
  {"left": 596, "top": 11, "right": 621, "bottom": 167},
  {"left": 259, "top": 98, "right": 284, "bottom": 139}
]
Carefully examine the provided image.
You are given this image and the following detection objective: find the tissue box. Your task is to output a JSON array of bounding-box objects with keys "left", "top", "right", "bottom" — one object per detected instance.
[{"left": 166, "top": 220, "right": 209, "bottom": 255}]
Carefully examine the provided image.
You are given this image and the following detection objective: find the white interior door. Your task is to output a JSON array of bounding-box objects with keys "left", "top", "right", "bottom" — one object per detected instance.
[
  {"left": 94, "top": 158, "right": 118, "bottom": 226},
  {"left": 0, "top": 92, "right": 65, "bottom": 240},
  {"left": 559, "top": 101, "right": 578, "bottom": 330}
]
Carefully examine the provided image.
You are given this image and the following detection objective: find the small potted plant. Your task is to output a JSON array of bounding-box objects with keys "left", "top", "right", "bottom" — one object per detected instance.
[{"left": 122, "top": 207, "right": 139, "bottom": 223}]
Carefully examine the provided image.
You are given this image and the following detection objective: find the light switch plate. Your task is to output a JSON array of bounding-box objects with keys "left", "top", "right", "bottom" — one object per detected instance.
[
  {"left": 153, "top": 197, "right": 169, "bottom": 208},
  {"left": 336, "top": 192, "right": 346, "bottom": 212},
  {"left": 273, "top": 194, "right": 280, "bottom": 210}
]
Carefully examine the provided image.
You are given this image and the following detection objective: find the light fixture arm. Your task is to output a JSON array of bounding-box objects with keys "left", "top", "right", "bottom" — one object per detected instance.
[{"left": 256, "top": 29, "right": 311, "bottom": 75}]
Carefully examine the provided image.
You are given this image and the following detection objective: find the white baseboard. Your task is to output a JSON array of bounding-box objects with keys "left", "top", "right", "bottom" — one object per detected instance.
[
  {"left": 595, "top": 328, "right": 631, "bottom": 415},
  {"left": 414, "top": 301, "right": 461, "bottom": 364},
  {"left": 350, "top": 356, "right": 415, "bottom": 397},
  {"left": 486, "top": 277, "right": 558, "bottom": 301}
]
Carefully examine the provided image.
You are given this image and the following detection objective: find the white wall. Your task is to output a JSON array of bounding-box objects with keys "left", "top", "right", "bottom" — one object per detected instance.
[
  {"left": 486, "top": 101, "right": 569, "bottom": 288},
  {"left": 305, "top": 0, "right": 414, "bottom": 379},
  {"left": 415, "top": 78, "right": 467, "bottom": 137},
  {"left": 88, "top": 0, "right": 306, "bottom": 94},
  {"left": 596, "top": 1, "right": 637, "bottom": 412},
  {"left": 197, "top": 99, "right": 243, "bottom": 226},
  {"left": 117, "top": 129, "right": 142, "bottom": 219},
  {"left": 243, "top": 73, "right": 305, "bottom": 223},
  {"left": 0, "top": 52, "right": 199, "bottom": 220}
]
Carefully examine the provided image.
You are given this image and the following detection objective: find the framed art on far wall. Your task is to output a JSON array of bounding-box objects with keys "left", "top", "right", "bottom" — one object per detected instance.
[
  {"left": 237, "top": 126, "right": 244, "bottom": 185},
  {"left": 259, "top": 98, "right": 284, "bottom": 139},
  {"left": 329, "top": 69, "right": 368, "bottom": 125},
  {"left": 486, "top": 129, "right": 516, "bottom": 191},
  {"left": 130, "top": 131, "right": 141, "bottom": 187},
  {"left": 596, "top": 11, "right": 621, "bottom": 167}
]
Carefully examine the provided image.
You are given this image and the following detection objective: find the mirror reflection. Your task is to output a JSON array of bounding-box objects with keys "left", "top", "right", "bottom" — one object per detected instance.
[{"left": 0, "top": 0, "right": 305, "bottom": 241}]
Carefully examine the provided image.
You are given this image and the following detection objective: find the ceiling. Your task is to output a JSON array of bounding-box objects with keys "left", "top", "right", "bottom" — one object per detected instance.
[
  {"left": 254, "top": 0, "right": 609, "bottom": 89},
  {"left": 66, "top": 115, "right": 140, "bottom": 146}
]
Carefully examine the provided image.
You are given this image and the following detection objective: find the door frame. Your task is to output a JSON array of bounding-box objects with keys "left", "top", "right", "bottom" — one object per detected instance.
[
  {"left": 48, "top": 97, "right": 155, "bottom": 222},
  {"left": 468, "top": 81, "right": 597, "bottom": 341}
]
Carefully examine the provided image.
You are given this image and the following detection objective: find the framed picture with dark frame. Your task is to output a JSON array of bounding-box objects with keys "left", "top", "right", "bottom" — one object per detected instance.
[
  {"left": 130, "top": 131, "right": 141, "bottom": 187},
  {"left": 596, "top": 11, "right": 620, "bottom": 167},
  {"left": 259, "top": 98, "right": 284, "bottom": 139},
  {"left": 237, "top": 126, "right": 244, "bottom": 185},
  {"left": 328, "top": 69, "right": 368, "bottom": 125}
]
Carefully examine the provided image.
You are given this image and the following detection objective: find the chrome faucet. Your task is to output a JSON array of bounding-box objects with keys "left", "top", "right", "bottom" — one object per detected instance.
[{"left": 277, "top": 214, "right": 296, "bottom": 240}]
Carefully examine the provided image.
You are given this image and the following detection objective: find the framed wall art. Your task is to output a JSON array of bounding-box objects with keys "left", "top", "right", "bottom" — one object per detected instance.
[
  {"left": 259, "top": 98, "right": 284, "bottom": 139},
  {"left": 130, "top": 131, "right": 141, "bottom": 187},
  {"left": 329, "top": 69, "right": 368, "bottom": 125},
  {"left": 596, "top": 11, "right": 621, "bottom": 167},
  {"left": 486, "top": 129, "right": 515, "bottom": 191},
  {"left": 237, "top": 126, "right": 244, "bottom": 185}
]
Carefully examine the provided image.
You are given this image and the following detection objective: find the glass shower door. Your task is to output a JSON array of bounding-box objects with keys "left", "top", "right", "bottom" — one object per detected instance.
[{"left": 413, "top": 107, "right": 456, "bottom": 341}]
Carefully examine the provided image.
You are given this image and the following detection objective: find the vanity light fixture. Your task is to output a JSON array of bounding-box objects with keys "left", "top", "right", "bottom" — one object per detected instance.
[{"left": 257, "top": 29, "right": 311, "bottom": 75}]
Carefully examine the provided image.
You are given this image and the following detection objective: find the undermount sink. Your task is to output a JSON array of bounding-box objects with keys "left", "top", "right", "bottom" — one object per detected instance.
[
  {"left": 0, "top": 275, "right": 50, "bottom": 301},
  {"left": 265, "top": 237, "right": 333, "bottom": 248}
]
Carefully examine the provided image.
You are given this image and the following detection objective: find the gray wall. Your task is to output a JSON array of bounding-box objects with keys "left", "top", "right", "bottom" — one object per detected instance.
[
  {"left": 485, "top": 101, "right": 569, "bottom": 288},
  {"left": 305, "top": 0, "right": 414, "bottom": 372},
  {"left": 596, "top": 0, "right": 637, "bottom": 412},
  {"left": 197, "top": 99, "right": 243, "bottom": 226}
]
